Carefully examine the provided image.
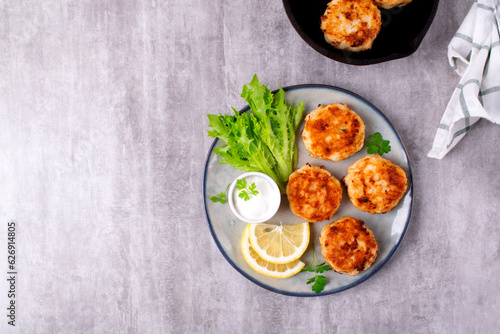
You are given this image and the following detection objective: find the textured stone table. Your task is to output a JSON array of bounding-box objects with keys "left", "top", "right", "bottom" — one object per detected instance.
[{"left": 0, "top": 0, "right": 498, "bottom": 333}]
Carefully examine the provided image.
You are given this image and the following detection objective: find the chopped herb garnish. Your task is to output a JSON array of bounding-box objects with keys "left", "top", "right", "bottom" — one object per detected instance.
[
  {"left": 301, "top": 244, "right": 333, "bottom": 294},
  {"left": 366, "top": 132, "right": 391, "bottom": 156},
  {"left": 210, "top": 184, "right": 230, "bottom": 204},
  {"left": 235, "top": 178, "right": 259, "bottom": 201}
]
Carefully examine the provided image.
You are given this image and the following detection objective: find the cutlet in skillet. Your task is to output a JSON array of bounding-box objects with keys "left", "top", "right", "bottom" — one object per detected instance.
[
  {"left": 320, "top": 0, "right": 382, "bottom": 52},
  {"left": 373, "top": 0, "right": 413, "bottom": 10}
]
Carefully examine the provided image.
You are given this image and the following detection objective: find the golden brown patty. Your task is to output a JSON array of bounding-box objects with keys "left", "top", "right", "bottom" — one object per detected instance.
[
  {"left": 320, "top": 216, "right": 378, "bottom": 275},
  {"left": 286, "top": 164, "right": 342, "bottom": 223},
  {"left": 320, "top": 0, "right": 382, "bottom": 52},
  {"left": 373, "top": 0, "right": 412, "bottom": 10},
  {"left": 343, "top": 154, "right": 408, "bottom": 214},
  {"left": 302, "top": 103, "right": 365, "bottom": 162}
]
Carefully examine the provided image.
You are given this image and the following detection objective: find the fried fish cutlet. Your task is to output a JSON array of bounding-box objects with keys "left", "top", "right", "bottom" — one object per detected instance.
[
  {"left": 320, "top": 0, "right": 382, "bottom": 52},
  {"left": 373, "top": 0, "right": 413, "bottom": 10},
  {"left": 343, "top": 154, "right": 408, "bottom": 214},
  {"left": 286, "top": 163, "right": 342, "bottom": 223},
  {"left": 302, "top": 103, "right": 365, "bottom": 162},
  {"left": 320, "top": 216, "right": 378, "bottom": 276}
]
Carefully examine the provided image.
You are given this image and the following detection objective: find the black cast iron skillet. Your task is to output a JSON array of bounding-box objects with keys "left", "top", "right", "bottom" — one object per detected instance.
[{"left": 283, "top": 0, "right": 439, "bottom": 65}]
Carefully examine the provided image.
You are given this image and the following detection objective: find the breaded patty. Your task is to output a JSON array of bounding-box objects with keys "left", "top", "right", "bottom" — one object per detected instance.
[
  {"left": 320, "top": 217, "right": 378, "bottom": 275},
  {"left": 320, "top": 0, "right": 382, "bottom": 52},
  {"left": 344, "top": 154, "right": 408, "bottom": 214},
  {"left": 373, "top": 0, "right": 412, "bottom": 10},
  {"left": 302, "top": 103, "right": 365, "bottom": 162},
  {"left": 286, "top": 163, "right": 342, "bottom": 223}
]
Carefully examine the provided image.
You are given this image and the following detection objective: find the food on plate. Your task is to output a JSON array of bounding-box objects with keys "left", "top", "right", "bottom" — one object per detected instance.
[
  {"left": 319, "top": 216, "right": 378, "bottom": 276},
  {"left": 286, "top": 163, "right": 343, "bottom": 222},
  {"left": 241, "top": 224, "right": 305, "bottom": 279},
  {"left": 302, "top": 103, "right": 365, "bottom": 162},
  {"left": 343, "top": 154, "right": 408, "bottom": 214},
  {"left": 206, "top": 81, "right": 413, "bottom": 293},
  {"left": 207, "top": 75, "right": 305, "bottom": 194},
  {"left": 320, "top": 0, "right": 382, "bottom": 52},
  {"left": 373, "top": 0, "right": 413, "bottom": 10},
  {"left": 248, "top": 222, "right": 310, "bottom": 264}
]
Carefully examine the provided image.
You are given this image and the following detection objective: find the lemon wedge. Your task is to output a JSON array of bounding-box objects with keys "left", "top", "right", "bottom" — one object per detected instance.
[
  {"left": 241, "top": 225, "right": 305, "bottom": 279},
  {"left": 248, "top": 221, "right": 310, "bottom": 264}
]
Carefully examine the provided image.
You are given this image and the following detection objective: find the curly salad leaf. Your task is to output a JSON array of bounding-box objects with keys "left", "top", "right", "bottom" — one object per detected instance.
[{"left": 207, "top": 75, "right": 305, "bottom": 193}]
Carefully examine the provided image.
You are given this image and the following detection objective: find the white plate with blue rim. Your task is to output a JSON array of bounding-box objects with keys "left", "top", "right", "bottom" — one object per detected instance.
[{"left": 203, "top": 84, "right": 413, "bottom": 296}]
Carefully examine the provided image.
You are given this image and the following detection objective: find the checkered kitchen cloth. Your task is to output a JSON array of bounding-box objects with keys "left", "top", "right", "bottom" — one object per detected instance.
[{"left": 428, "top": 0, "right": 500, "bottom": 159}]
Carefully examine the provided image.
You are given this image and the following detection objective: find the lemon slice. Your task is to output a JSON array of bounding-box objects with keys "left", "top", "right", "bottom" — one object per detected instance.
[
  {"left": 241, "top": 225, "right": 305, "bottom": 279},
  {"left": 248, "top": 221, "right": 310, "bottom": 264}
]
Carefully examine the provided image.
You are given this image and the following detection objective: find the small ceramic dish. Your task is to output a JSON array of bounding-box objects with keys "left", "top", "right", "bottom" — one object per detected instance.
[
  {"left": 228, "top": 172, "right": 282, "bottom": 224},
  {"left": 282, "top": 0, "right": 439, "bottom": 65}
]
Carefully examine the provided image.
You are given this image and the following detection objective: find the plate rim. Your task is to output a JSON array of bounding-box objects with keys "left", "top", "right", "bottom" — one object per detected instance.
[{"left": 202, "top": 83, "right": 414, "bottom": 297}]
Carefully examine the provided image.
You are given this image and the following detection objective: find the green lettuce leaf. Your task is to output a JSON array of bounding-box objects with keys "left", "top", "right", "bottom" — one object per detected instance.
[{"left": 207, "top": 75, "right": 305, "bottom": 193}]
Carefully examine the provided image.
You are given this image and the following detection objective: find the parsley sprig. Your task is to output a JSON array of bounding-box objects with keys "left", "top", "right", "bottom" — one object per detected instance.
[
  {"left": 210, "top": 178, "right": 259, "bottom": 204},
  {"left": 210, "top": 184, "right": 230, "bottom": 204},
  {"left": 235, "top": 178, "right": 259, "bottom": 201},
  {"left": 301, "top": 245, "right": 332, "bottom": 294},
  {"left": 366, "top": 132, "right": 391, "bottom": 156}
]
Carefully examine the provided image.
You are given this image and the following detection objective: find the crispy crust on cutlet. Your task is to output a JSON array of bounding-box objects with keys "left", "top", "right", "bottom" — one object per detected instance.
[
  {"left": 373, "top": 0, "right": 412, "bottom": 10},
  {"left": 286, "top": 164, "right": 342, "bottom": 223},
  {"left": 344, "top": 154, "right": 408, "bottom": 214},
  {"left": 320, "top": 0, "right": 382, "bottom": 52},
  {"left": 302, "top": 103, "right": 365, "bottom": 162},
  {"left": 320, "top": 217, "right": 378, "bottom": 275}
]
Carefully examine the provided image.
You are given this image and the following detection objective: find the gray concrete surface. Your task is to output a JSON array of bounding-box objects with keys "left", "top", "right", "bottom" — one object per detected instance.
[{"left": 0, "top": 0, "right": 499, "bottom": 333}]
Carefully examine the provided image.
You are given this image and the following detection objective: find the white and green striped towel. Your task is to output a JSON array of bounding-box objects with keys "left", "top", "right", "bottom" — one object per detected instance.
[{"left": 428, "top": 0, "right": 500, "bottom": 159}]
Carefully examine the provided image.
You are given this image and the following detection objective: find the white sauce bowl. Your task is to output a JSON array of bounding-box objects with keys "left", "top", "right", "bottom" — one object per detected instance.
[{"left": 228, "top": 172, "right": 281, "bottom": 224}]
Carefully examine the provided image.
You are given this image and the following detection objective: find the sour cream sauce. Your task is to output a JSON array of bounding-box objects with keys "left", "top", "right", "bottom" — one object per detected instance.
[{"left": 230, "top": 173, "right": 281, "bottom": 223}]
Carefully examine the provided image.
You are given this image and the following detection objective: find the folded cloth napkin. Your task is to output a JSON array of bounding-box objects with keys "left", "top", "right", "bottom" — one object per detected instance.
[{"left": 428, "top": 0, "right": 500, "bottom": 159}]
